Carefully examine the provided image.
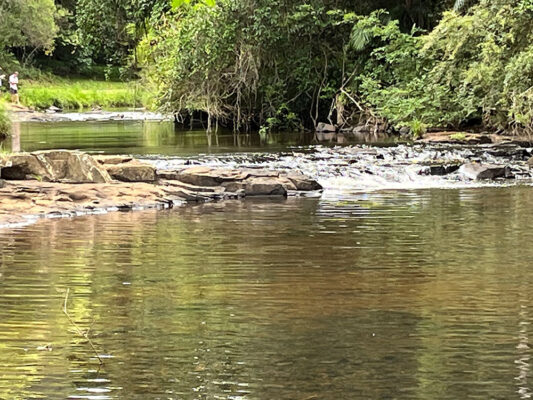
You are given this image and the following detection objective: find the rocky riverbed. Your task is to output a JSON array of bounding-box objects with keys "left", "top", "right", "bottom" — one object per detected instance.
[
  {"left": 9, "top": 104, "right": 171, "bottom": 123},
  {"left": 0, "top": 150, "right": 322, "bottom": 227}
]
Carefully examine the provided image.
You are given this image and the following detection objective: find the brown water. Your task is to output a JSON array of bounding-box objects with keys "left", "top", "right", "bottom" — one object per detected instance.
[{"left": 1, "top": 187, "right": 533, "bottom": 399}]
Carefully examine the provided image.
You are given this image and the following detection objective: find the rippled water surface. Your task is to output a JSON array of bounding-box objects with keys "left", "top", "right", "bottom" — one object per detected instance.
[{"left": 1, "top": 188, "right": 533, "bottom": 399}]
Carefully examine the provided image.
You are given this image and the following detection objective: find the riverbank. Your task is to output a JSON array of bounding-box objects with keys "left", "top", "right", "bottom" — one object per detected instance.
[
  {"left": 0, "top": 150, "right": 322, "bottom": 228},
  {"left": 3, "top": 78, "right": 148, "bottom": 111},
  {"left": 8, "top": 104, "right": 171, "bottom": 123}
]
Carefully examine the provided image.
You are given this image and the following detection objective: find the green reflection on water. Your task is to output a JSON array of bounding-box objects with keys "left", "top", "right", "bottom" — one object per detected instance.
[
  {"left": 0, "top": 120, "right": 398, "bottom": 157},
  {"left": 0, "top": 188, "right": 532, "bottom": 399}
]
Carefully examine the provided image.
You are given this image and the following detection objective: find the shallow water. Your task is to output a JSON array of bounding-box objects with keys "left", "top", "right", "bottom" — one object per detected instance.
[
  {"left": 1, "top": 120, "right": 533, "bottom": 398},
  {"left": 1, "top": 188, "right": 533, "bottom": 399}
]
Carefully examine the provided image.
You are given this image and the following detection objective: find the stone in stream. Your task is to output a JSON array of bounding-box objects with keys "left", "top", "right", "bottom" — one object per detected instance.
[
  {"left": 243, "top": 177, "right": 287, "bottom": 196},
  {"left": 527, "top": 156, "right": 533, "bottom": 167},
  {"left": 428, "top": 164, "right": 461, "bottom": 176},
  {"left": 459, "top": 163, "right": 511, "bottom": 180},
  {"left": 419, "top": 132, "right": 493, "bottom": 145},
  {"left": 94, "top": 155, "right": 134, "bottom": 165},
  {"left": 316, "top": 122, "right": 336, "bottom": 132},
  {"left": 177, "top": 166, "right": 249, "bottom": 187},
  {"left": 173, "top": 166, "right": 321, "bottom": 196},
  {"left": 0, "top": 150, "right": 111, "bottom": 183},
  {"left": 104, "top": 160, "right": 156, "bottom": 182}
]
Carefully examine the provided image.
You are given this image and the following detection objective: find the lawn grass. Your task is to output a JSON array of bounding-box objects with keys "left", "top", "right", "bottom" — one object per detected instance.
[{"left": 16, "top": 78, "right": 149, "bottom": 110}]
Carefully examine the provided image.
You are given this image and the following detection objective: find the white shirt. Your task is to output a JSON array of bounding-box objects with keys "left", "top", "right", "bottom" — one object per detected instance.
[{"left": 9, "top": 74, "right": 18, "bottom": 90}]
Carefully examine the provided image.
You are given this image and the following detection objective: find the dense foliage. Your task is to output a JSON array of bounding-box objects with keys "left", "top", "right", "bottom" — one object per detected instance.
[
  {"left": 0, "top": 0, "right": 58, "bottom": 65},
  {"left": 140, "top": 0, "right": 533, "bottom": 134},
  {"left": 358, "top": 0, "right": 533, "bottom": 134},
  {"left": 0, "top": 102, "right": 11, "bottom": 136},
  {"left": 1, "top": 0, "right": 532, "bottom": 134}
]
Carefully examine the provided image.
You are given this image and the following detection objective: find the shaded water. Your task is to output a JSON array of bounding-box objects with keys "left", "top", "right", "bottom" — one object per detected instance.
[
  {"left": 1, "top": 188, "right": 533, "bottom": 399},
  {"left": 1, "top": 120, "right": 388, "bottom": 156}
]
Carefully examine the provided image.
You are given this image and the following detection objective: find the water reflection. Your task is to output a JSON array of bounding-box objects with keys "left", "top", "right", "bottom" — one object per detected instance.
[
  {"left": 0, "top": 188, "right": 532, "bottom": 398},
  {"left": 2, "top": 120, "right": 397, "bottom": 156}
]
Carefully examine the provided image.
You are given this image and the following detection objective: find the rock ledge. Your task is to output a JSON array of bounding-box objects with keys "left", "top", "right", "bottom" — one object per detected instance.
[{"left": 0, "top": 150, "right": 322, "bottom": 227}]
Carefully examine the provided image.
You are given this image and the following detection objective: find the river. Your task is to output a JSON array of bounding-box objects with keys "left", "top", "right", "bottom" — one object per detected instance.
[{"left": 1, "top": 120, "right": 532, "bottom": 399}]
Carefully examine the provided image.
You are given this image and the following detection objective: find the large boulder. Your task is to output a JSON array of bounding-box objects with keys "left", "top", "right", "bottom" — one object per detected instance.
[
  {"left": 459, "top": 163, "right": 510, "bottom": 180},
  {"left": 0, "top": 150, "right": 111, "bottom": 183},
  {"left": 105, "top": 160, "right": 156, "bottom": 182}
]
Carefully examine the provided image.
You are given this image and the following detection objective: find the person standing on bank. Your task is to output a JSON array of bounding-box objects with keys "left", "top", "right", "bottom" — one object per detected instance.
[{"left": 9, "top": 71, "right": 19, "bottom": 104}]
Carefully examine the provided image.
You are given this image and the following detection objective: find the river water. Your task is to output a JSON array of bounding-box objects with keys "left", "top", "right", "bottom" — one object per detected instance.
[{"left": 1, "top": 120, "right": 533, "bottom": 399}]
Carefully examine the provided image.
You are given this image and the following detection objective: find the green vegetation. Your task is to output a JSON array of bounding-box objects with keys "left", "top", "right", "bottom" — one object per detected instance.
[
  {"left": 0, "top": 102, "right": 11, "bottom": 136},
  {"left": 20, "top": 79, "right": 146, "bottom": 110},
  {"left": 141, "top": 0, "right": 532, "bottom": 135},
  {"left": 1, "top": 0, "right": 532, "bottom": 135}
]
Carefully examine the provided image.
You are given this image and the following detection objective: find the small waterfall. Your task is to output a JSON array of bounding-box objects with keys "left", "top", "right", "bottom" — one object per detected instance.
[{"left": 145, "top": 143, "right": 533, "bottom": 196}]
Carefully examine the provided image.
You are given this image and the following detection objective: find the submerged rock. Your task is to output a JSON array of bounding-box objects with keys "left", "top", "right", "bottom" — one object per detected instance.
[
  {"left": 459, "top": 163, "right": 511, "bottom": 180},
  {"left": 0, "top": 150, "right": 111, "bottom": 183}
]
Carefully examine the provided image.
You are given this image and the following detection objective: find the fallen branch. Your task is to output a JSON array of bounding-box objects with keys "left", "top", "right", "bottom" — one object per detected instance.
[{"left": 63, "top": 288, "right": 103, "bottom": 365}]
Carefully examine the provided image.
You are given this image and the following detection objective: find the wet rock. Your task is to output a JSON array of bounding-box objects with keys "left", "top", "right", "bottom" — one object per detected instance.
[
  {"left": 284, "top": 172, "right": 323, "bottom": 191},
  {"left": 94, "top": 155, "right": 134, "bottom": 165},
  {"left": 177, "top": 167, "right": 248, "bottom": 187},
  {"left": 105, "top": 160, "right": 156, "bottom": 182},
  {"left": 244, "top": 177, "right": 287, "bottom": 196},
  {"left": 46, "top": 106, "right": 62, "bottom": 113},
  {"left": 157, "top": 170, "right": 182, "bottom": 180},
  {"left": 419, "top": 132, "right": 493, "bottom": 145},
  {"left": 527, "top": 156, "right": 533, "bottom": 167},
  {"left": 316, "top": 122, "right": 336, "bottom": 133},
  {"left": 459, "top": 163, "right": 511, "bottom": 180},
  {"left": 398, "top": 126, "right": 410, "bottom": 136},
  {"left": 0, "top": 179, "right": 5, "bottom": 188},
  {"left": 1, "top": 150, "right": 111, "bottom": 183},
  {"left": 428, "top": 164, "right": 461, "bottom": 176}
]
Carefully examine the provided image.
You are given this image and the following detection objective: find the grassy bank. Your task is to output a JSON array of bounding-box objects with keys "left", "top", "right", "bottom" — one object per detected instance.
[
  {"left": 0, "top": 101, "right": 10, "bottom": 136},
  {"left": 14, "top": 78, "right": 149, "bottom": 110}
]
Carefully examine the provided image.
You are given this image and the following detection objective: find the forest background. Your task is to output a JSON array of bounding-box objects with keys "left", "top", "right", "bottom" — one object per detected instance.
[{"left": 0, "top": 0, "right": 531, "bottom": 136}]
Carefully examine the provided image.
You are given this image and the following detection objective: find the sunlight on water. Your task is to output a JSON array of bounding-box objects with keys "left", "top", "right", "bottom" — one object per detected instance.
[{"left": 1, "top": 189, "right": 533, "bottom": 399}]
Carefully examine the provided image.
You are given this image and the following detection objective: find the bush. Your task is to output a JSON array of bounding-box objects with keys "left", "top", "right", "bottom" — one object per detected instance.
[
  {"left": 354, "top": 0, "right": 533, "bottom": 134},
  {"left": 0, "top": 101, "right": 10, "bottom": 136}
]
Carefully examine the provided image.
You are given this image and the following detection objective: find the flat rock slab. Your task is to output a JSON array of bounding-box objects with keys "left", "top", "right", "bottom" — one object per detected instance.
[
  {"left": 0, "top": 151, "right": 323, "bottom": 227},
  {"left": 173, "top": 166, "right": 322, "bottom": 195},
  {"left": 0, "top": 180, "right": 173, "bottom": 226},
  {"left": 1, "top": 150, "right": 111, "bottom": 183},
  {"left": 419, "top": 132, "right": 493, "bottom": 145}
]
